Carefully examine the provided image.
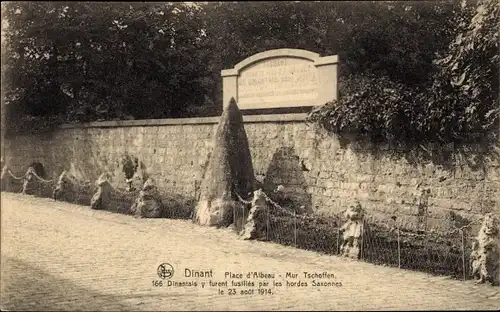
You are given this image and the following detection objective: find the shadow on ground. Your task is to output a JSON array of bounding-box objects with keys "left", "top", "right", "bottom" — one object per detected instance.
[{"left": 0, "top": 257, "right": 139, "bottom": 311}]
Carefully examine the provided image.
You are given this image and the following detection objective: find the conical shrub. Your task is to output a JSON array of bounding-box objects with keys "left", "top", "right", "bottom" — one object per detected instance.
[{"left": 194, "top": 97, "right": 255, "bottom": 226}]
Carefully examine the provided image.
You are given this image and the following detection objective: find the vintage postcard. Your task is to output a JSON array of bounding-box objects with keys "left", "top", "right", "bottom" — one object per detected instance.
[{"left": 1, "top": 1, "right": 499, "bottom": 311}]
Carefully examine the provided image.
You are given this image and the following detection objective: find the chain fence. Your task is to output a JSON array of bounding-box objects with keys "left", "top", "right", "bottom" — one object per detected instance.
[
  {"left": 232, "top": 192, "right": 483, "bottom": 282},
  {"left": 1, "top": 166, "right": 195, "bottom": 218},
  {"left": 1, "top": 167, "right": 136, "bottom": 214},
  {"left": 1, "top": 165, "right": 483, "bottom": 282},
  {"left": 2, "top": 166, "right": 55, "bottom": 199},
  {"left": 360, "top": 215, "right": 481, "bottom": 280}
]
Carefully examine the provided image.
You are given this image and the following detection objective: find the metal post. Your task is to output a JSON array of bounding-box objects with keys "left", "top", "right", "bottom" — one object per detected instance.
[
  {"left": 194, "top": 181, "right": 197, "bottom": 200},
  {"left": 233, "top": 203, "right": 236, "bottom": 230},
  {"left": 22, "top": 178, "right": 28, "bottom": 194},
  {"left": 266, "top": 205, "right": 270, "bottom": 241},
  {"left": 293, "top": 211, "right": 297, "bottom": 247},
  {"left": 360, "top": 219, "right": 364, "bottom": 260},
  {"left": 424, "top": 208, "right": 428, "bottom": 232},
  {"left": 397, "top": 227, "right": 401, "bottom": 269},
  {"left": 460, "top": 229, "right": 466, "bottom": 281},
  {"left": 336, "top": 215, "right": 341, "bottom": 255}
]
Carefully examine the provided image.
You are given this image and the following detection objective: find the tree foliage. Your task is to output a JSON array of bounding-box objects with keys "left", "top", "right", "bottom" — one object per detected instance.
[
  {"left": 3, "top": 0, "right": 488, "bottom": 145},
  {"left": 308, "top": 0, "right": 499, "bottom": 146},
  {"left": 203, "top": 1, "right": 459, "bottom": 86},
  {"left": 3, "top": 2, "right": 213, "bottom": 135},
  {"left": 430, "top": 0, "right": 499, "bottom": 142}
]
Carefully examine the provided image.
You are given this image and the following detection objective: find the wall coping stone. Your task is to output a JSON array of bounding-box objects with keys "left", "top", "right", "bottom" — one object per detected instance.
[{"left": 60, "top": 113, "right": 308, "bottom": 129}]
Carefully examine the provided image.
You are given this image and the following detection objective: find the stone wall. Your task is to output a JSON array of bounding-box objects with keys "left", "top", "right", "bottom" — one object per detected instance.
[{"left": 3, "top": 114, "right": 499, "bottom": 232}]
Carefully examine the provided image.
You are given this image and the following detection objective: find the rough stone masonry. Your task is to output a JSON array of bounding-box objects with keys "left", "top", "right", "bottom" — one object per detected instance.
[{"left": 3, "top": 114, "right": 499, "bottom": 233}]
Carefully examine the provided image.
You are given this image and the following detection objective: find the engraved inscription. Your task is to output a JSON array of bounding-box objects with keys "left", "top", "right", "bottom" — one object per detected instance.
[{"left": 237, "top": 57, "right": 319, "bottom": 108}]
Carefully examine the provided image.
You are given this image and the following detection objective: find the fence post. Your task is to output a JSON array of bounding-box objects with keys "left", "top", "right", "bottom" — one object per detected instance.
[
  {"left": 424, "top": 208, "right": 428, "bottom": 232},
  {"left": 336, "top": 215, "right": 341, "bottom": 255},
  {"left": 194, "top": 181, "right": 197, "bottom": 201},
  {"left": 242, "top": 204, "right": 246, "bottom": 231},
  {"left": 233, "top": 203, "right": 236, "bottom": 230},
  {"left": 293, "top": 210, "right": 297, "bottom": 248},
  {"left": 360, "top": 218, "right": 364, "bottom": 260},
  {"left": 266, "top": 204, "right": 270, "bottom": 241},
  {"left": 460, "top": 229, "right": 466, "bottom": 281},
  {"left": 397, "top": 226, "right": 401, "bottom": 269},
  {"left": 22, "top": 177, "right": 28, "bottom": 194}
]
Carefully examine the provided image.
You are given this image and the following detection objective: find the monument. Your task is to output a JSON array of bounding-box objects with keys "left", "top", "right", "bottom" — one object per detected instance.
[{"left": 221, "top": 48, "right": 339, "bottom": 111}]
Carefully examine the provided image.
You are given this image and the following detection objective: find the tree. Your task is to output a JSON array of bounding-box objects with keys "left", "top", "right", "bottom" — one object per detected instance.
[
  {"left": 307, "top": 0, "right": 499, "bottom": 146},
  {"left": 428, "top": 0, "right": 499, "bottom": 143},
  {"left": 202, "top": 1, "right": 460, "bottom": 86},
  {"left": 2, "top": 2, "right": 213, "bottom": 135},
  {"left": 2, "top": 1, "right": 463, "bottom": 134}
]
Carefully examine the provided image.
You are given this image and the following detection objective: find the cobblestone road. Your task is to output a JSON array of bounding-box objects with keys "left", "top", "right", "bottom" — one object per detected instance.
[{"left": 1, "top": 192, "right": 499, "bottom": 311}]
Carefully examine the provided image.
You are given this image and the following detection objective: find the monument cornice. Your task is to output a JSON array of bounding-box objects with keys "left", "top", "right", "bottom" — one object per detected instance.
[{"left": 221, "top": 49, "right": 338, "bottom": 77}]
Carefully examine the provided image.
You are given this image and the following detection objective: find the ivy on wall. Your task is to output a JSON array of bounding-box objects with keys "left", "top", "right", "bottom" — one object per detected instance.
[{"left": 307, "top": 0, "right": 499, "bottom": 147}]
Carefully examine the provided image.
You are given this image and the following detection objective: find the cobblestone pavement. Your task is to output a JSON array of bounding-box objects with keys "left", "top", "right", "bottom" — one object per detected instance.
[{"left": 1, "top": 192, "right": 499, "bottom": 311}]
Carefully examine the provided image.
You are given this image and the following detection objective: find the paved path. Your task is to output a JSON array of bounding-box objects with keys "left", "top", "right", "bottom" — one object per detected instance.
[{"left": 1, "top": 192, "right": 499, "bottom": 311}]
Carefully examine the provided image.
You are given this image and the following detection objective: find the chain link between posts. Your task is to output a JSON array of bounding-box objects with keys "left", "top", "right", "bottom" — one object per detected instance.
[
  {"left": 2, "top": 170, "right": 484, "bottom": 282},
  {"left": 235, "top": 189, "right": 482, "bottom": 281},
  {"left": 5, "top": 167, "right": 53, "bottom": 184}
]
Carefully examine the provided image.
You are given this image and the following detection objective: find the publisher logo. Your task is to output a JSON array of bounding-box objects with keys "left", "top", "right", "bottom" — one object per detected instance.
[{"left": 157, "top": 263, "right": 174, "bottom": 279}]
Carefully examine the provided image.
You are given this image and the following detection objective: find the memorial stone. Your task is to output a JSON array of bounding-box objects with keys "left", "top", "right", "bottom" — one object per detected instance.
[{"left": 221, "top": 49, "right": 338, "bottom": 110}]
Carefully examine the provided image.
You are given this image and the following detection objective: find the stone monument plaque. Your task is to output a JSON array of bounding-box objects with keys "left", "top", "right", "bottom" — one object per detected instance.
[{"left": 221, "top": 49, "right": 338, "bottom": 110}]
